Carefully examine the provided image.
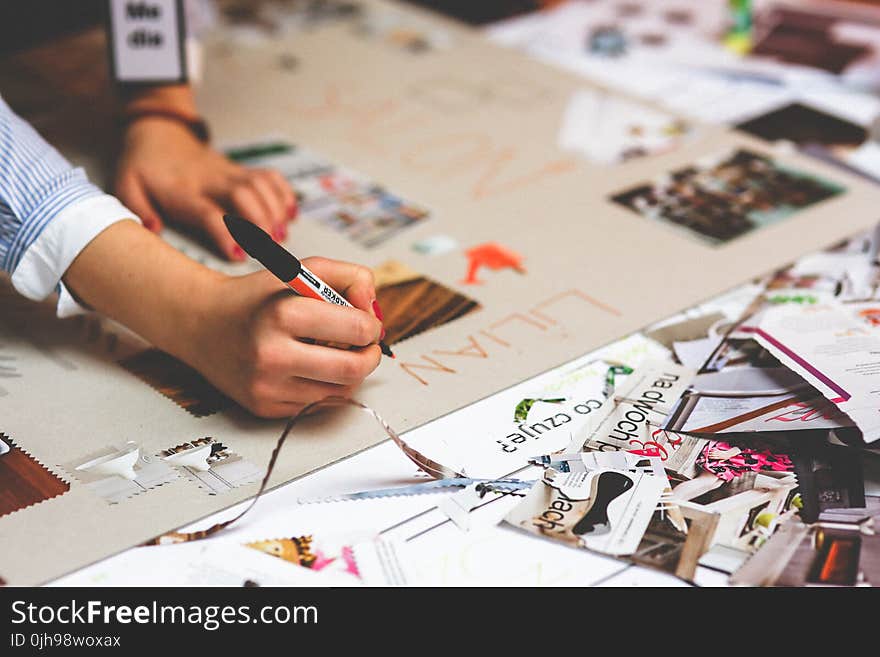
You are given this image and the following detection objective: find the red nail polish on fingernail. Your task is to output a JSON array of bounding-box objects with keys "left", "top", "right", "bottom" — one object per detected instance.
[
  {"left": 287, "top": 203, "right": 297, "bottom": 220},
  {"left": 380, "top": 328, "right": 386, "bottom": 341},
  {"left": 371, "top": 299, "right": 384, "bottom": 321},
  {"left": 233, "top": 246, "right": 246, "bottom": 260}
]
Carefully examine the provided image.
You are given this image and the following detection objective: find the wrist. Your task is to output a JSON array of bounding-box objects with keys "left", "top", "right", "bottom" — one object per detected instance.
[
  {"left": 123, "top": 111, "right": 211, "bottom": 143},
  {"left": 120, "top": 84, "right": 198, "bottom": 116},
  {"left": 119, "top": 85, "right": 210, "bottom": 142},
  {"left": 172, "top": 267, "right": 230, "bottom": 367}
]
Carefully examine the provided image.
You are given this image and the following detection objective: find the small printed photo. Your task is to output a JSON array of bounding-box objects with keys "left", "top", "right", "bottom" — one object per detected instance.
[
  {"left": 118, "top": 348, "right": 233, "bottom": 418},
  {"left": 229, "top": 142, "right": 431, "bottom": 248},
  {"left": 62, "top": 441, "right": 178, "bottom": 505},
  {"left": 0, "top": 433, "right": 69, "bottom": 517},
  {"left": 736, "top": 103, "right": 867, "bottom": 154},
  {"left": 611, "top": 148, "right": 845, "bottom": 245},
  {"left": 373, "top": 260, "right": 482, "bottom": 345},
  {"left": 160, "top": 437, "right": 262, "bottom": 495}
]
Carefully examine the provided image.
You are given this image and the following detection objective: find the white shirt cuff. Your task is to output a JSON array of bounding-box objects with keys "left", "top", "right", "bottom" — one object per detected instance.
[{"left": 10, "top": 194, "right": 142, "bottom": 317}]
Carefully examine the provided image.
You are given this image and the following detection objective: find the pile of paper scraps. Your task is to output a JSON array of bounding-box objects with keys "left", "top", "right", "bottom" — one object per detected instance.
[{"left": 351, "top": 220, "right": 880, "bottom": 587}]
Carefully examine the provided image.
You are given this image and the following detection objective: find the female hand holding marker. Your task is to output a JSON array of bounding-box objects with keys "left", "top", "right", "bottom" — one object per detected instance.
[
  {"left": 222, "top": 214, "right": 393, "bottom": 358},
  {"left": 64, "top": 221, "right": 386, "bottom": 419},
  {"left": 193, "top": 257, "right": 386, "bottom": 418}
]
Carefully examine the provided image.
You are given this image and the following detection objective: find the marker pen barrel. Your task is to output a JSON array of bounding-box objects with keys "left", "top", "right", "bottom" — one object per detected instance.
[{"left": 286, "top": 265, "right": 353, "bottom": 308}]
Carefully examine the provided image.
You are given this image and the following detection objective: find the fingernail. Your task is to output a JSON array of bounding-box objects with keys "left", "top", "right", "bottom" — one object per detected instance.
[
  {"left": 232, "top": 246, "right": 246, "bottom": 260},
  {"left": 380, "top": 328, "right": 386, "bottom": 341},
  {"left": 371, "top": 299, "right": 384, "bottom": 321},
  {"left": 272, "top": 227, "right": 284, "bottom": 242},
  {"left": 287, "top": 203, "right": 297, "bottom": 220}
]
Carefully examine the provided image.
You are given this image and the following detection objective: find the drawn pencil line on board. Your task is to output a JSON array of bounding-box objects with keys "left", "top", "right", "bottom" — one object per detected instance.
[{"left": 287, "top": 83, "right": 579, "bottom": 201}]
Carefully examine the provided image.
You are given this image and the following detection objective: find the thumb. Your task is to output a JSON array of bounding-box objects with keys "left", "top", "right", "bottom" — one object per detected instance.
[{"left": 115, "top": 173, "right": 164, "bottom": 232}]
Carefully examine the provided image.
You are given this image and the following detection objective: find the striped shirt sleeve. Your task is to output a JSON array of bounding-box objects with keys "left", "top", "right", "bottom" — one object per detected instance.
[{"left": 0, "top": 94, "right": 140, "bottom": 316}]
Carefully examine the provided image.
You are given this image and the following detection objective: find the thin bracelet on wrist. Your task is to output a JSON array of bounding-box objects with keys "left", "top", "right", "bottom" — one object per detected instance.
[{"left": 121, "top": 109, "right": 211, "bottom": 143}]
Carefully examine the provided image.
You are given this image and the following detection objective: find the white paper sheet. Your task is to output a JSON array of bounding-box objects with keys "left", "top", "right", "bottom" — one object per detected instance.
[
  {"left": 746, "top": 302, "right": 880, "bottom": 442},
  {"left": 404, "top": 334, "right": 668, "bottom": 479}
]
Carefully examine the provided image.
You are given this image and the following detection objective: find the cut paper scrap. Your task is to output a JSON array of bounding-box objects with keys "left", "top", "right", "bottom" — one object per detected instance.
[
  {"left": 571, "top": 361, "right": 705, "bottom": 480},
  {"left": 246, "top": 535, "right": 358, "bottom": 574},
  {"left": 298, "top": 477, "right": 532, "bottom": 504},
  {"left": 462, "top": 242, "right": 526, "bottom": 285},
  {"left": 246, "top": 534, "right": 412, "bottom": 586},
  {"left": 145, "top": 397, "right": 464, "bottom": 546},
  {"left": 62, "top": 441, "right": 178, "bottom": 505},
  {"left": 663, "top": 366, "right": 856, "bottom": 435},
  {"left": 118, "top": 348, "right": 233, "bottom": 418},
  {"left": 506, "top": 468, "right": 667, "bottom": 557},
  {"left": 698, "top": 440, "right": 794, "bottom": 482},
  {"left": 513, "top": 398, "right": 565, "bottom": 423},
  {"left": 160, "top": 437, "right": 262, "bottom": 495},
  {"left": 674, "top": 392, "right": 852, "bottom": 434},
  {"left": 743, "top": 302, "right": 880, "bottom": 443},
  {"left": 603, "top": 364, "right": 633, "bottom": 398},
  {"left": 373, "top": 260, "right": 481, "bottom": 345},
  {"left": 645, "top": 312, "right": 727, "bottom": 350},
  {"left": 437, "top": 484, "right": 507, "bottom": 532},
  {"left": 854, "top": 303, "right": 880, "bottom": 328},
  {"left": 577, "top": 360, "right": 695, "bottom": 453},
  {"left": 0, "top": 433, "right": 69, "bottom": 518},
  {"left": 558, "top": 89, "right": 692, "bottom": 165}
]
